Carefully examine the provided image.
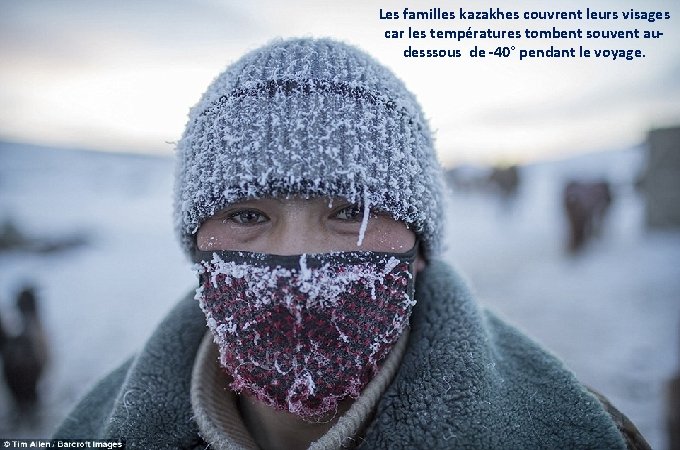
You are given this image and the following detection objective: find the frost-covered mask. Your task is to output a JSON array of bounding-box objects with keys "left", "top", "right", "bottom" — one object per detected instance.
[{"left": 193, "top": 245, "right": 417, "bottom": 420}]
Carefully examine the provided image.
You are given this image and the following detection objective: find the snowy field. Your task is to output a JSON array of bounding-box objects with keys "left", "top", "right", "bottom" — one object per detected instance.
[{"left": 1, "top": 141, "right": 679, "bottom": 449}]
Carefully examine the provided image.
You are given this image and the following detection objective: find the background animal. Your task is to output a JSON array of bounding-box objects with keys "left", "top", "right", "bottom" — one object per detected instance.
[
  {"left": 563, "top": 180, "right": 613, "bottom": 252},
  {"left": 489, "top": 165, "right": 521, "bottom": 199},
  {"left": 668, "top": 318, "right": 680, "bottom": 450},
  {"left": 0, "top": 285, "right": 50, "bottom": 423}
]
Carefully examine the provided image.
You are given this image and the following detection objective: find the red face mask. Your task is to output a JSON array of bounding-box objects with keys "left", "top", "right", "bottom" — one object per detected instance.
[{"left": 193, "top": 246, "right": 417, "bottom": 421}]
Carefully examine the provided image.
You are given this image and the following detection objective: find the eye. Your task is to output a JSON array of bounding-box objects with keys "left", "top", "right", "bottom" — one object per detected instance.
[
  {"left": 333, "top": 204, "right": 364, "bottom": 221},
  {"left": 224, "top": 209, "right": 268, "bottom": 225}
]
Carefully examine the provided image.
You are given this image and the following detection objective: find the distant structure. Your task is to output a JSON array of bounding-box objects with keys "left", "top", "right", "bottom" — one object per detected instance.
[
  {"left": 444, "top": 164, "right": 522, "bottom": 201},
  {"left": 444, "top": 165, "right": 491, "bottom": 192},
  {"left": 643, "top": 126, "right": 680, "bottom": 228}
]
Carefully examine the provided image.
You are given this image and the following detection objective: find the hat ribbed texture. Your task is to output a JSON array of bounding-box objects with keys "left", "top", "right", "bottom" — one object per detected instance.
[{"left": 174, "top": 38, "right": 444, "bottom": 258}]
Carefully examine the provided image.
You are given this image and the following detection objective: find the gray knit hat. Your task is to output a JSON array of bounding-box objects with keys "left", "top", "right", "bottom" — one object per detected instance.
[{"left": 174, "top": 38, "right": 444, "bottom": 258}]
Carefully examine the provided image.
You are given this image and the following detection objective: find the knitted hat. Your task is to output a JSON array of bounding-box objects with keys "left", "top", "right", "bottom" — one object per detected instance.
[{"left": 174, "top": 38, "right": 444, "bottom": 258}]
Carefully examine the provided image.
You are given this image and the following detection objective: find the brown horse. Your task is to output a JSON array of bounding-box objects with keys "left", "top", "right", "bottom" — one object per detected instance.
[
  {"left": 563, "top": 180, "right": 613, "bottom": 252},
  {"left": 668, "top": 316, "right": 680, "bottom": 450},
  {"left": 489, "top": 165, "right": 521, "bottom": 199}
]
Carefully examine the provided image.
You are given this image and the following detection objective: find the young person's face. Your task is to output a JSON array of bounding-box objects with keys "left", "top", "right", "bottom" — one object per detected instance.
[{"left": 197, "top": 197, "right": 417, "bottom": 256}]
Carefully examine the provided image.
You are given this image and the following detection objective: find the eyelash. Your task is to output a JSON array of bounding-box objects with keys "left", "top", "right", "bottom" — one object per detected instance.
[
  {"left": 220, "top": 204, "right": 369, "bottom": 225},
  {"left": 224, "top": 209, "right": 268, "bottom": 225},
  {"left": 333, "top": 204, "right": 364, "bottom": 221}
]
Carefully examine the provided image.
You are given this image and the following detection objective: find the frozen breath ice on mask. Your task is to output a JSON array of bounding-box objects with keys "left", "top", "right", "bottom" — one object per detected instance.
[
  {"left": 174, "top": 38, "right": 445, "bottom": 258},
  {"left": 192, "top": 248, "right": 417, "bottom": 419},
  {"left": 194, "top": 249, "right": 414, "bottom": 308}
]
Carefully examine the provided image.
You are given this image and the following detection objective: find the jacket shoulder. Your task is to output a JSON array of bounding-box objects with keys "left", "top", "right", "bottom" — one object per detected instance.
[
  {"left": 588, "top": 388, "right": 651, "bottom": 450},
  {"left": 53, "top": 357, "right": 134, "bottom": 438}
]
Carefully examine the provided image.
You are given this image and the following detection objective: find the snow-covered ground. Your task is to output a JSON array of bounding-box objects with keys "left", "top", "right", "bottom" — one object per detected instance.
[{"left": 1, "top": 141, "right": 678, "bottom": 449}]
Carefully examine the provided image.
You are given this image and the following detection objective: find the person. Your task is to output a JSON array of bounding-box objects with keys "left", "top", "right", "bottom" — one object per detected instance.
[
  {"left": 54, "top": 38, "right": 649, "bottom": 449},
  {"left": 1, "top": 284, "right": 50, "bottom": 425}
]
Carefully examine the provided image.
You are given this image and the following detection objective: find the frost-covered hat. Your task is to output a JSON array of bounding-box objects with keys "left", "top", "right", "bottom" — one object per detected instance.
[{"left": 174, "top": 38, "right": 444, "bottom": 258}]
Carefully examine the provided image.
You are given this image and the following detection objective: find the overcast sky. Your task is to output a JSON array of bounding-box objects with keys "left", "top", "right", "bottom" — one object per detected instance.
[{"left": 1, "top": 0, "right": 679, "bottom": 165}]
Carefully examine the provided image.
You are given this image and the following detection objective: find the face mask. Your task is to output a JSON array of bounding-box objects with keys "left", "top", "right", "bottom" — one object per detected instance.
[{"left": 193, "top": 245, "right": 417, "bottom": 421}]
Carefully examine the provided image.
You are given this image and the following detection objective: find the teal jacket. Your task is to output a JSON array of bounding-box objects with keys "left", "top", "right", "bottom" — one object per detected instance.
[{"left": 54, "top": 261, "right": 633, "bottom": 449}]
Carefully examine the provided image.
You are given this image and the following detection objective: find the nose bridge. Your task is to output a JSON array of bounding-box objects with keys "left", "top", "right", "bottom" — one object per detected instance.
[{"left": 269, "top": 206, "right": 325, "bottom": 255}]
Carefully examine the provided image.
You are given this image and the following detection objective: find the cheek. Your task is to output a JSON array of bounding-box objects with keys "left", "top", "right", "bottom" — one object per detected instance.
[
  {"left": 196, "top": 220, "right": 247, "bottom": 251},
  {"left": 196, "top": 222, "right": 220, "bottom": 250},
  {"left": 362, "top": 218, "right": 416, "bottom": 252}
]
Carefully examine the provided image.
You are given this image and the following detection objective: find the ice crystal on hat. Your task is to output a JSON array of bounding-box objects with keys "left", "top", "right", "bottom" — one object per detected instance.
[{"left": 174, "top": 38, "right": 445, "bottom": 258}]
